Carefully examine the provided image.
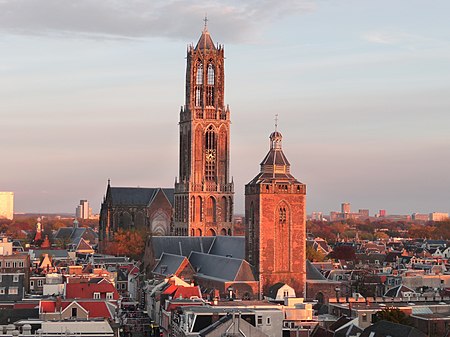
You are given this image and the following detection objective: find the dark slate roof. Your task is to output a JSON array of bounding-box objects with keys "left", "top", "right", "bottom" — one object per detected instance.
[
  {"left": 109, "top": 187, "right": 175, "bottom": 207},
  {"left": 267, "top": 282, "right": 286, "bottom": 300},
  {"left": 195, "top": 29, "right": 216, "bottom": 50},
  {"left": 161, "top": 188, "right": 175, "bottom": 206},
  {"left": 335, "top": 324, "right": 363, "bottom": 337},
  {"left": 151, "top": 236, "right": 215, "bottom": 259},
  {"left": 260, "top": 146, "right": 290, "bottom": 167},
  {"left": 360, "top": 320, "right": 427, "bottom": 337},
  {"left": 189, "top": 252, "right": 255, "bottom": 282},
  {"left": 248, "top": 171, "right": 300, "bottom": 185},
  {"left": 384, "top": 284, "right": 415, "bottom": 297},
  {"left": 153, "top": 253, "right": 188, "bottom": 276},
  {"left": 329, "top": 316, "right": 352, "bottom": 332},
  {"left": 306, "top": 260, "right": 327, "bottom": 281},
  {"left": 54, "top": 228, "right": 73, "bottom": 240},
  {"left": 32, "top": 249, "right": 69, "bottom": 259},
  {"left": 110, "top": 187, "right": 158, "bottom": 206},
  {"left": 207, "top": 236, "right": 245, "bottom": 259}
]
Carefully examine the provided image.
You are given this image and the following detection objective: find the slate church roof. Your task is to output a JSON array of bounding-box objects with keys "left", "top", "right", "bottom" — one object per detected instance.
[
  {"left": 108, "top": 187, "right": 174, "bottom": 207},
  {"left": 189, "top": 251, "right": 255, "bottom": 282},
  {"left": 153, "top": 253, "right": 189, "bottom": 276}
]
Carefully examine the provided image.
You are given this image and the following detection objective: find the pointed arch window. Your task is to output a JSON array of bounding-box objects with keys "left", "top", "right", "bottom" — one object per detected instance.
[
  {"left": 206, "top": 63, "right": 215, "bottom": 106},
  {"left": 195, "top": 63, "right": 203, "bottom": 107},
  {"left": 207, "top": 63, "right": 214, "bottom": 85},
  {"left": 205, "top": 126, "right": 217, "bottom": 180},
  {"left": 196, "top": 63, "right": 203, "bottom": 85},
  {"left": 279, "top": 207, "right": 287, "bottom": 224}
]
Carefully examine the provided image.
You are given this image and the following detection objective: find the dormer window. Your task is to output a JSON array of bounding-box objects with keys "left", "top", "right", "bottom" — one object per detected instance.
[
  {"left": 106, "top": 292, "right": 114, "bottom": 300},
  {"left": 93, "top": 292, "right": 101, "bottom": 299}
]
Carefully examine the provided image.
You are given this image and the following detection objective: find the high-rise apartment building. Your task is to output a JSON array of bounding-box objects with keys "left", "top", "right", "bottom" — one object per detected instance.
[
  {"left": 0, "top": 192, "right": 14, "bottom": 220},
  {"left": 430, "top": 212, "right": 449, "bottom": 222},
  {"left": 341, "top": 202, "right": 351, "bottom": 214},
  {"left": 76, "top": 200, "right": 91, "bottom": 220}
]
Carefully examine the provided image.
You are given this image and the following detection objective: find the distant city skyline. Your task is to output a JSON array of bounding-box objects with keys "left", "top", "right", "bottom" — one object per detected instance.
[{"left": 1, "top": 0, "right": 449, "bottom": 215}]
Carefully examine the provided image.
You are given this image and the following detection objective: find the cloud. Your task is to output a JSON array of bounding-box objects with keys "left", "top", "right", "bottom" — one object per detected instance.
[
  {"left": 0, "top": 0, "right": 315, "bottom": 42},
  {"left": 363, "top": 31, "right": 399, "bottom": 45},
  {"left": 362, "top": 30, "right": 445, "bottom": 50}
]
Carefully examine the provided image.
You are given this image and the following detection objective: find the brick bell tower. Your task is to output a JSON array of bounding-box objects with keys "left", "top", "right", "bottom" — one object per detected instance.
[
  {"left": 245, "top": 128, "right": 307, "bottom": 298},
  {"left": 174, "top": 23, "right": 234, "bottom": 237}
]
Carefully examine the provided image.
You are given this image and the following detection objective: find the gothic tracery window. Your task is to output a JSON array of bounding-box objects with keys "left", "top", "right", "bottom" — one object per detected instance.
[
  {"left": 206, "top": 63, "right": 215, "bottom": 106},
  {"left": 207, "top": 63, "right": 214, "bottom": 85},
  {"left": 205, "top": 126, "right": 216, "bottom": 180},
  {"left": 279, "top": 207, "right": 287, "bottom": 224},
  {"left": 195, "top": 63, "right": 203, "bottom": 107},
  {"left": 196, "top": 63, "right": 203, "bottom": 85}
]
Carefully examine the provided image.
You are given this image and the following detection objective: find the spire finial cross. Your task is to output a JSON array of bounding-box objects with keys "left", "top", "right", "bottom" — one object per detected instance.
[
  {"left": 274, "top": 114, "right": 279, "bottom": 131},
  {"left": 203, "top": 14, "right": 208, "bottom": 30}
]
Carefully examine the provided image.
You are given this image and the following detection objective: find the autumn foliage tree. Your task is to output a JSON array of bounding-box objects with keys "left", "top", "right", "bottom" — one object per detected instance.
[{"left": 104, "top": 229, "right": 145, "bottom": 260}]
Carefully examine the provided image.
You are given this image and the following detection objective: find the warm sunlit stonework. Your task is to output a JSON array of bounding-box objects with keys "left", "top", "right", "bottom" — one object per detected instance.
[
  {"left": 245, "top": 131, "right": 307, "bottom": 298},
  {"left": 173, "top": 26, "right": 234, "bottom": 237}
]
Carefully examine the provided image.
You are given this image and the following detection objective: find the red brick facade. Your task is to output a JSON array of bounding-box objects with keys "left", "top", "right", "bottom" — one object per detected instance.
[
  {"left": 245, "top": 131, "right": 307, "bottom": 298},
  {"left": 174, "top": 27, "right": 234, "bottom": 237}
]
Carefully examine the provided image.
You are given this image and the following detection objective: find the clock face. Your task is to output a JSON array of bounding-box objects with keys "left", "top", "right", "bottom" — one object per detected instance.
[{"left": 206, "top": 149, "right": 216, "bottom": 162}]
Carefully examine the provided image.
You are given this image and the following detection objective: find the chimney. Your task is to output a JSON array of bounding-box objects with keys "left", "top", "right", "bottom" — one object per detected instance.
[{"left": 56, "top": 296, "right": 62, "bottom": 312}]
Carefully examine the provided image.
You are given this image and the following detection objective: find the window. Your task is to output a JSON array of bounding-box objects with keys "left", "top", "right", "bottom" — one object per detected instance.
[
  {"left": 257, "top": 316, "right": 263, "bottom": 325},
  {"left": 266, "top": 317, "right": 271, "bottom": 325},
  {"left": 37, "top": 279, "right": 43, "bottom": 287},
  {"left": 205, "top": 126, "right": 216, "bottom": 180},
  {"left": 122, "top": 283, "right": 126, "bottom": 290},
  {"left": 8, "top": 287, "right": 18, "bottom": 295},
  {"left": 30, "top": 280, "right": 34, "bottom": 289},
  {"left": 93, "top": 292, "right": 101, "bottom": 299},
  {"left": 279, "top": 207, "right": 286, "bottom": 223},
  {"left": 0, "top": 275, "right": 2, "bottom": 283},
  {"left": 13, "top": 275, "right": 19, "bottom": 283},
  {"left": 18, "top": 261, "right": 24, "bottom": 268},
  {"left": 71, "top": 307, "right": 77, "bottom": 317},
  {"left": 0, "top": 288, "right": 5, "bottom": 294},
  {"left": 106, "top": 292, "right": 114, "bottom": 300},
  {"left": 196, "top": 63, "right": 203, "bottom": 85},
  {"left": 5, "top": 262, "right": 11, "bottom": 268},
  {"left": 207, "top": 63, "right": 214, "bottom": 85}
]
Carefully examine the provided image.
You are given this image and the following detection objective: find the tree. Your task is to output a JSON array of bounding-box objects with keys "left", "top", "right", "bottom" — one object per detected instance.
[
  {"left": 375, "top": 307, "right": 410, "bottom": 325},
  {"left": 306, "top": 245, "right": 326, "bottom": 262},
  {"left": 328, "top": 245, "right": 356, "bottom": 261},
  {"left": 104, "top": 229, "right": 145, "bottom": 260}
]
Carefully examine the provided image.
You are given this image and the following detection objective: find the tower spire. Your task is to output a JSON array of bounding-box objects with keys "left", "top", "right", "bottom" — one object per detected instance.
[
  {"left": 203, "top": 14, "right": 208, "bottom": 31},
  {"left": 274, "top": 114, "right": 278, "bottom": 132}
]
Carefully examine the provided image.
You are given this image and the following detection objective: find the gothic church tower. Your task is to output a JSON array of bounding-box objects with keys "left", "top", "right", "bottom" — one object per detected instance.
[
  {"left": 245, "top": 130, "right": 306, "bottom": 298},
  {"left": 174, "top": 25, "right": 234, "bottom": 236}
]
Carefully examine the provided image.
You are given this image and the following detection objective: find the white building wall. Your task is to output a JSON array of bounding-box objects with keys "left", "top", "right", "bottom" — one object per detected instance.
[{"left": 0, "top": 192, "right": 14, "bottom": 220}]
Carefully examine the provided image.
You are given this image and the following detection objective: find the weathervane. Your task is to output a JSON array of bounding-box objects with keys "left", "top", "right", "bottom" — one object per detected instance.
[{"left": 274, "top": 114, "right": 279, "bottom": 131}]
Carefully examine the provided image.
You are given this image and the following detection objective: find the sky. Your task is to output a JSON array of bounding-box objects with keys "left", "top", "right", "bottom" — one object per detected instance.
[{"left": 1, "top": 0, "right": 449, "bottom": 216}]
